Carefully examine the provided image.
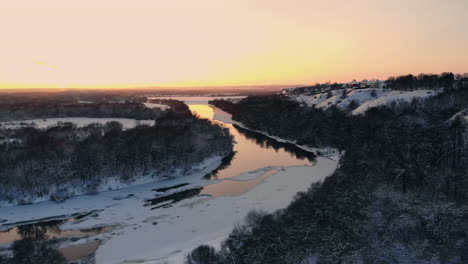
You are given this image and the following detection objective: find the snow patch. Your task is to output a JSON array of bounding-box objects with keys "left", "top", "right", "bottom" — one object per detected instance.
[{"left": 143, "top": 103, "right": 170, "bottom": 110}]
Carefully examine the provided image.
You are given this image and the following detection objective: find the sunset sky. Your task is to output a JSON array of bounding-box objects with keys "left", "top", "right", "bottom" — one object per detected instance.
[{"left": 1, "top": 0, "right": 467, "bottom": 89}]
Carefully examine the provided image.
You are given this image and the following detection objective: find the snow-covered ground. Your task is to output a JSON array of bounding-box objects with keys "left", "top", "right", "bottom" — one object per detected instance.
[
  {"left": 449, "top": 107, "right": 468, "bottom": 122},
  {"left": 0, "top": 101, "right": 338, "bottom": 264},
  {"left": 352, "top": 89, "right": 437, "bottom": 115},
  {"left": 288, "top": 88, "right": 439, "bottom": 115},
  {"left": 0, "top": 117, "right": 155, "bottom": 130},
  {"left": 293, "top": 89, "right": 354, "bottom": 109},
  {"left": 318, "top": 88, "right": 390, "bottom": 110},
  {"left": 143, "top": 103, "right": 170, "bottom": 110}
]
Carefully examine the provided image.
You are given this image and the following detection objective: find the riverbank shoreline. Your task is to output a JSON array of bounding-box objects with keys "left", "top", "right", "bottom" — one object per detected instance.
[
  {"left": 0, "top": 154, "right": 228, "bottom": 209},
  {"left": 211, "top": 106, "right": 341, "bottom": 160}
]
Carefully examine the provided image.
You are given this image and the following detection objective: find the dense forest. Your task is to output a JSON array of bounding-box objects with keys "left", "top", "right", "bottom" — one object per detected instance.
[
  {"left": 189, "top": 78, "right": 468, "bottom": 263},
  {"left": 0, "top": 104, "right": 233, "bottom": 205},
  {"left": 287, "top": 72, "right": 468, "bottom": 94},
  {"left": 386, "top": 72, "right": 467, "bottom": 90},
  {"left": 0, "top": 101, "right": 162, "bottom": 122}
]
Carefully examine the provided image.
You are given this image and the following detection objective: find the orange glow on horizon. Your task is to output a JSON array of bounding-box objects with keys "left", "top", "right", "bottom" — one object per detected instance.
[{"left": 1, "top": 0, "right": 467, "bottom": 90}]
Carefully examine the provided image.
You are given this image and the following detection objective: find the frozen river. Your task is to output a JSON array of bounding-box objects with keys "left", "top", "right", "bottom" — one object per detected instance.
[{"left": 0, "top": 98, "right": 338, "bottom": 264}]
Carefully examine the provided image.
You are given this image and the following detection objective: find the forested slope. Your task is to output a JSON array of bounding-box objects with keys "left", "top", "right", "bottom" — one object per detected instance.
[{"left": 190, "top": 86, "right": 468, "bottom": 263}]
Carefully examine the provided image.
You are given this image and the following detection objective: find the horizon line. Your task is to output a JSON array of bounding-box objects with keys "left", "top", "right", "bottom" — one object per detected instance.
[{"left": 0, "top": 84, "right": 302, "bottom": 92}]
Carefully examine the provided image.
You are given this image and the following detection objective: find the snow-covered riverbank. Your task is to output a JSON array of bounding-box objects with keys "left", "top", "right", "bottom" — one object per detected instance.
[{"left": 0, "top": 155, "right": 226, "bottom": 208}]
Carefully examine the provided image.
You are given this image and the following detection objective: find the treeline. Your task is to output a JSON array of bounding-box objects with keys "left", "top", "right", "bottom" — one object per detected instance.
[
  {"left": 0, "top": 91, "right": 147, "bottom": 106},
  {"left": 194, "top": 87, "right": 468, "bottom": 263},
  {"left": 147, "top": 99, "right": 190, "bottom": 113},
  {"left": 0, "top": 110, "right": 233, "bottom": 205},
  {"left": 0, "top": 102, "right": 162, "bottom": 122},
  {"left": 386, "top": 72, "right": 468, "bottom": 90},
  {"left": 288, "top": 72, "right": 468, "bottom": 94}
]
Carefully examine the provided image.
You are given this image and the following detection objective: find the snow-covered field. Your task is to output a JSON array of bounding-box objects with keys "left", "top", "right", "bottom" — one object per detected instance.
[
  {"left": 288, "top": 88, "right": 438, "bottom": 115},
  {"left": 0, "top": 117, "right": 154, "bottom": 130},
  {"left": 0, "top": 101, "right": 338, "bottom": 264}
]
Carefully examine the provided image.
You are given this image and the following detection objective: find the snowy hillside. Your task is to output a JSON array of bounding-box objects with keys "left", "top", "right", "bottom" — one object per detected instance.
[
  {"left": 352, "top": 89, "right": 437, "bottom": 115},
  {"left": 286, "top": 88, "right": 438, "bottom": 115},
  {"left": 293, "top": 89, "right": 347, "bottom": 108},
  {"left": 316, "top": 88, "right": 390, "bottom": 110}
]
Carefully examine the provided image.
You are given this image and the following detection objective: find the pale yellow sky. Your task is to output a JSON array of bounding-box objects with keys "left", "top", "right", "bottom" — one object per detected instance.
[{"left": 1, "top": 0, "right": 467, "bottom": 89}]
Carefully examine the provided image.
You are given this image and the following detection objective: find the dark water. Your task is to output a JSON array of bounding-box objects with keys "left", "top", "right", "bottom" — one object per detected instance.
[
  {"left": 201, "top": 169, "right": 280, "bottom": 198},
  {"left": 0, "top": 212, "right": 113, "bottom": 261},
  {"left": 145, "top": 187, "right": 205, "bottom": 210},
  {"left": 153, "top": 183, "right": 190, "bottom": 193},
  {"left": 59, "top": 240, "right": 101, "bottom": 261},
  {"left": 188, "top": 105, "right": 315, "bottom": 180}
]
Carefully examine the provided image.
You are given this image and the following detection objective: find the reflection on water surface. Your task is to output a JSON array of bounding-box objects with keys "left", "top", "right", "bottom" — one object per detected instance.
[
  {"left": 201, "top": 169, "right": 279, "bottom": 197},
  {"left": 189, "top": 105, "right": 315, "bottom": 180}
]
